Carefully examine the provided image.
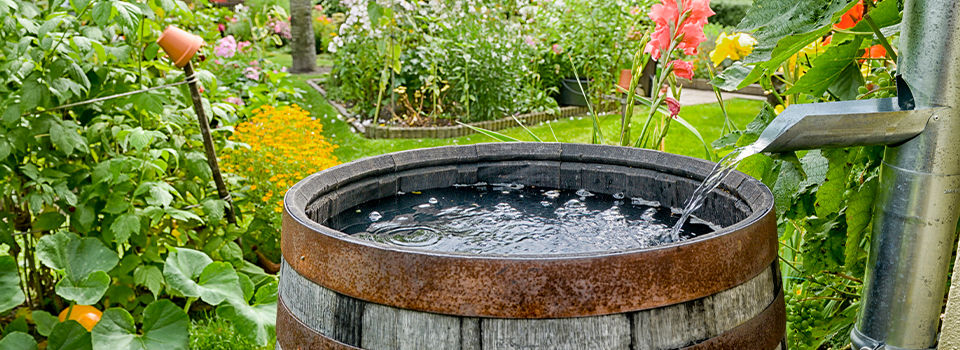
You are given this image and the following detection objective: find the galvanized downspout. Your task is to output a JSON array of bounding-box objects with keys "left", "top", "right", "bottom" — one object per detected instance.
[
  {"left": 851, "top": 2, "right": 960, "bottom": 349},
  {"left": 751, "top": 1, "right": 960, "bottom": 348}
]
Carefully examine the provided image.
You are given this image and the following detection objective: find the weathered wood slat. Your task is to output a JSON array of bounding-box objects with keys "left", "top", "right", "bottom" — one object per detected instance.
[
  {"left": 632, "top": 268, "right": 775, "bottom": 350},
  {"left": 482, "top": 315, "right": 631, "bottom": 350},
  {"left": 280, "top": 260, "right": 780, "bottom": 350}
]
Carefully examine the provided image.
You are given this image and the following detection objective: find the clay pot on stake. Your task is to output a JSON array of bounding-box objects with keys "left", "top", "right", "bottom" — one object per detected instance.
[{"left": 157, "top": 26, "right": 237, "bottom": 225}]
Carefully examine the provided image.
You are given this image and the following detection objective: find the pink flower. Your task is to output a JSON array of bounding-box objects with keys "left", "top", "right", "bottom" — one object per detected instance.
[
  {"left": 217, "top": 23, "right": 226, "bottom": 33},
  {"left": 524, "top": 35, "right": 536, "bottom": 47},
  {"left": 551, "top": 44, "right": 562, "bottom": 55},
  {"left": 225, "top": 96, "right": 245, "bottom": 106},
  {"left": 644, "top": 0, "right": 714, "bottom": 60},
  {"left": 664, "top": 97, "right": 681, "bottom": 118},
  {"left": 669, "top": 60, "right": 694, "bottom": 79},
  {"left": 213, "top": 59, "right": 223, "bottom": 65},
  {"left": 215, "top": 35, "right": 237, "bottom": 58},
  {"left": 237, "top": 41, "right": 252, "bottom": 52},
  {"left": 313, "top": 4, "right": 324, "bottom": 12},
  {"left": 243, "top": 66, "right": 261, "bottom": 80}
]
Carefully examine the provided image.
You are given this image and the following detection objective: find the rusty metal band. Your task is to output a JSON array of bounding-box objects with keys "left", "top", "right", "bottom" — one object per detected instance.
[
  {"left": 686, "top": 290, "right": 786, "bottom": 350},
  {"left": 277, "top": 297, "right": 362, "bottom": 350},
  {"left": 281, "top": 205, "right": 777, "bottom": 319}
]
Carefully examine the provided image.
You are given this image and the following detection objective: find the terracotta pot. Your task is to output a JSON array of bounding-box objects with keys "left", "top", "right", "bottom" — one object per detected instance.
[
  {"left": 157, "top": 26, "right": 204, "bottom": 68},
  {"left": 617, "top": 69, "right": 633, "bottom": 92}
]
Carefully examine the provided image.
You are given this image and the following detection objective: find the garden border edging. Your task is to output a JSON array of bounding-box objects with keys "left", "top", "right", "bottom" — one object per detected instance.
[{"left": 306, "top": 79, "right": 618, "bottom": 139}]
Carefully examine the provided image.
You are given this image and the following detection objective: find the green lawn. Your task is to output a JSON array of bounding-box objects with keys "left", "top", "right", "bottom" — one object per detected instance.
[
  {"left": 266, "top": 51, "right": 334, "bottom": 69},
  {"left": 287, "top": 74, "right": 763, "bottom": 163}
]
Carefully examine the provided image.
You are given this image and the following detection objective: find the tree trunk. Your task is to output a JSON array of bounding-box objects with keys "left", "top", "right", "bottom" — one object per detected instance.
[{"left": 289, "top": 0, "right": 317, "bottom": 73}]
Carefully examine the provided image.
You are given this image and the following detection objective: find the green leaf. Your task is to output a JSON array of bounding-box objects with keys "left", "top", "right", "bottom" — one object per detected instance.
[
  {"left": 37, "top": 232, "right": 119, "bottom": 282},
  {"left": 785, "top": 40, "right": 863, "bottom": 98},
  {"left": 47, "top": 321, "right": 92, "bottom": 350},
  {"left": 816, "top": 148, "right": 853, "bottom": 217},
  {"left": 49, "top": 120, "right": 86, "bottom": 156},
  {"left": 163, "top": 249, "right": 243, "bottom": 305},
  {"left": 21, "top": 78, "right": 41, "bottom": 111},
  {"left": 711, "top": 62, "right": 753, "bottom": 92},
  {"left": 71, "top": 203, "right": 96, "bottom": 232},
  {"left": 55, "top": 270, "right": 111, "bottom": 305},
  {"left": 845, "top": 175, "right": 878, "bottom": 269},
  {"left": 91, "top": 300, "right": 189, "bottom": 350},
  {"left": 201, "top": 199, "right": 226, "bottom": 224},
  {"left": 91, "top": 1, "right": 112, "bottom": 26},
  {"left": 31, "top": 310, "right": 59, "bottom": 337},
  {"left": 0, "top": 255, "right": 25, "bottom": 314},
  {"left": 0, "top": 332, "right": 37, "bottom": 350},
  {"left": 772, "top": 161, "right": 803, "bottom": 216},
  {"left": 217, "top": 281, "right": 277, "bottom": 346},
  {"left": 737, "top": 0, "right": 850, "bottom": 86},
  {"left": 110, "top": 213, "right": 140, "bottom": 245},
  {"left": 70, "top": 0, "right": 91, "bottom": 13},
  {"left": 113, "top": 1, "right": 142, "bottom": 31},
  {"left": 34, "top": 212, "right": 66, "bottom": 231},
  {"left": 133, "top": 265, "right": 164, "bottom": 297}
]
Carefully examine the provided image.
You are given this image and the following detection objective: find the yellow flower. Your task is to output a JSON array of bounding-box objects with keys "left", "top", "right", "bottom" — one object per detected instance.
[
  {"left": 709, "top": 33, "right": 758, "bottom": 66},
  {"left": 774, "top": 104, "right": 786, "bottom": 115}
]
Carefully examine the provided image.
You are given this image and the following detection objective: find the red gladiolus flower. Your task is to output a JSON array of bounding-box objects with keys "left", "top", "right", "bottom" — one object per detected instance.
[
  {"left": 670, "top": 60, "right": 694, "bottom": 80},
  {"left": 836, "top": 1, "right": 864, "bottom": 29},
  {"left": 664, "top": 97, "right": 681, "bottom": 118},
  {"left": 645, "top": 0, "right": 715, "bottom": 60},
  {"left": 863, "top": 44, "right": 887, "bottom": 59}
]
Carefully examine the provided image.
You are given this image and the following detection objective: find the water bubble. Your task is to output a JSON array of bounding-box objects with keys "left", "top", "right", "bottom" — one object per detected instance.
[
  {"left": 417, "top": 203, "right": 432, "bottom": 208},
  {"left": 428, "top": 197, "right": 439, "bottom": 204},
  {"left": 540, "top": 201, "right": 551, "bottom": 207},
  {"left": 544, "top": 190, "right": 560, "bottom": 199},
  {"left": 631, "top": 197, "right": 661, "bottom": 207},
  {"left": 368, "top": 211, "right": 382, "bottom": 221},
  {"left": 575, "top": 189, "right": 594, "bottom": 197},
  {"left": 612, "top": 192, "right": 625, "bottom": 199}
]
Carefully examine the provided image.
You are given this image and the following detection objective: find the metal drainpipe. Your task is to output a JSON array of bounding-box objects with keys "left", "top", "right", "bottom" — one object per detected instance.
[{"left": 851, "top": 1, "right": 960, "bottom": 349}]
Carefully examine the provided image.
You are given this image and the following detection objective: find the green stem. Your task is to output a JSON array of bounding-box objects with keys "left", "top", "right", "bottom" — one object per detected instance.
[
  {"left": 183, "top": 297, "right": 196, "bottom": 312},
  {"left": 863, "top": 15, "right": 898, "bottom": 63}
]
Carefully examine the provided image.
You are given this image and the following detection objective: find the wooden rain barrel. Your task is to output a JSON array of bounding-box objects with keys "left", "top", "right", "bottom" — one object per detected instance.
[{"left": 277, "top": 143, "right": 785, "bottom": 350}]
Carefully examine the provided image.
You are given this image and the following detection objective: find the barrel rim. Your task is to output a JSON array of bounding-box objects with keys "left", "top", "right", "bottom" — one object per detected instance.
[{"left": 281, "top": 143, "right": 778, "bottom": 318}]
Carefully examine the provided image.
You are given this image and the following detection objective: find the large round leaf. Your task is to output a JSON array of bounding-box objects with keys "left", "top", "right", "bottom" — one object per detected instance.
[
  {"left": 37, "top": 232, "right": 118, "bottom": 282},
  {"left": 91, "top": 299, "right": 188, "bottom": 350},
  {"left": 0, "top": 332, "right": 38, "bottom": 350},
  {"left": 54, "top": 270, "right": 111, "bottom": 305},
  {"left": 216, "top": 281, "right": 278, "bottom": 346},
  {"left": 0, "top": 255, "right": 25, "bottom": 313},
  {"left": 163, "top": 248, "right": 242, "bottom": 305},
  {"left": 48, "top": 320, "right": 92, "bottom": 350}
]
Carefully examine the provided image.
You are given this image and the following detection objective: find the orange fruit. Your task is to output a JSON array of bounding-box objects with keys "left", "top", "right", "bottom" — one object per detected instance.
[{"left": 58, "top": 305, "right": 102, "bottom": 331}]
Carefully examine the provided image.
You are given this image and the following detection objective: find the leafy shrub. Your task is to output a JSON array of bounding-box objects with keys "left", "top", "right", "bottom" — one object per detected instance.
[
  {"left": 0, "top": 0, "right": 316, "bottom": 348},
  {"left": 710, "top": 0, "right": 751, "bottom": 28}
]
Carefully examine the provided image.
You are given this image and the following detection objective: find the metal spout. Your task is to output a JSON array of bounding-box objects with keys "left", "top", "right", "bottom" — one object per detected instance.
[{"left": 755, "top": 97, "right": 941, "bottom": 153}]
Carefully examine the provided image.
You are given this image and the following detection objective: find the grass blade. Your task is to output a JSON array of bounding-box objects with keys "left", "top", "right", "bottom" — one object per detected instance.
[
  {"left": 456, "top": 121, "right": 522, "bottom": 142},
  {"left": 511, "top": 116, "right": 543, "bottom": 142}
]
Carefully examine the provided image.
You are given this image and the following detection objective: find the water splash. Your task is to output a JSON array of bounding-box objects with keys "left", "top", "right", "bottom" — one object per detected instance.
[{"left": 669, "top": 144, "right": 761, "bottom": 241}]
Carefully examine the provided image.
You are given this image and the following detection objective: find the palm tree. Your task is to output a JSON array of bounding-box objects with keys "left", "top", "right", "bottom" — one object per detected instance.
[{"left": 290, "top": 0, "right": 317, "bottom": 73}]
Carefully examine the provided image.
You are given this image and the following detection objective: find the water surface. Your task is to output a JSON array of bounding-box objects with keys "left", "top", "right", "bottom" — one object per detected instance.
[{"left": 329, "top": 183, "right": 718, "bottom": 255}]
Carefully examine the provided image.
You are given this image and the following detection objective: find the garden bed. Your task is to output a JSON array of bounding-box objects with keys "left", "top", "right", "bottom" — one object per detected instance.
[{"left": 308, "top": 79, "right": 618, "bottom": 139}]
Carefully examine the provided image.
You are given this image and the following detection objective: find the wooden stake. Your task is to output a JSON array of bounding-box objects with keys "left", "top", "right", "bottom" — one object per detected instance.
[{"left": 183, "top": 62, "right": 237, "bottom": 225}]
